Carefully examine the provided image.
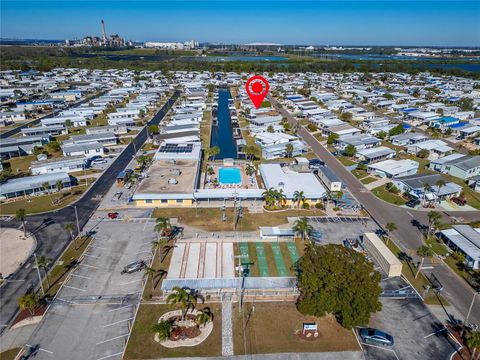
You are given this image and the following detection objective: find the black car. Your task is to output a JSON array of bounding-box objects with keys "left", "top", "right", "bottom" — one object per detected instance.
[
  {"left": 406, "top": 199, "right": 421, "bottom": 208},
  {"left": 121, "top": 260, "right": 146, "bottom": 274}
]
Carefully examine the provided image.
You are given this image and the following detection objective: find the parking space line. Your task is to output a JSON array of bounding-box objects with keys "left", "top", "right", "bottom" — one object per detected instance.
[
  {"left": 108, "top": 304, "right": 134, "bottom": 312},
  {"left": 26, "top": 344, "right": 54, "bottom": 355},
  {"left": 63, "top": 285, "right": 86, "bottom": 292},
  {"left": 424, "top": 328, "right": 447, "bottom": 339},
  {"left": 135, "top": 250, "right": 151, "bottom": 255},
  {"left": 361, "top": 342, "right": 399, "bottom": 360},
  {"left": 120, "top": 278, "right": 144, "bottom": 285},
  {"left": 79, "top": 263, "right": 101, "bottom": 270},
  {"left": 96, "top": 333, "right": 129, "bottom": 345},
  {"left": 103, "top": 317, "right": 135, "bottom": 328},
  {"left": 96, "top": 351, "right": 124, "bottom": 360},
  {"left": 84, "top": 254, "right": 101, "bottom": 259},
  {"left": 91, "top": 245, "right": 108, "bottom": 250},
  {"left": 71, "top": 273, "right": 92, "bottom": 280}
]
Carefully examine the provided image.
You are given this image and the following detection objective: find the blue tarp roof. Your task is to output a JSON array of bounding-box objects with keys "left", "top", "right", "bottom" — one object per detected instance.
[{"left": 401, "top": 108, "right": 418, "bottom": 113}]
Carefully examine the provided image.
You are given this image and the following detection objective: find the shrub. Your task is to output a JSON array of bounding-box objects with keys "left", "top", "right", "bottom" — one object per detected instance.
[
  {"left": 302, "top": 202, "right": 310, "bottom": 209},
  {"left": 315, "top": 202, "right": 324, "bottom": 209}
]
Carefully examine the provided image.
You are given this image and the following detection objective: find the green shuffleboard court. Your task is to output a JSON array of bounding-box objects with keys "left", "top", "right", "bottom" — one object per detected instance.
[
  {"left": 239, "top": 242, "right": 250, "bottom": 276},
  {"left": 270, "top": 243, "right": 288, "bottom": 277},
  {"left": 286, "top": 242, "right": 299, "bottom": 264},
  {"left": 255, "top": 242, "right": 269, "bottom": 277}
]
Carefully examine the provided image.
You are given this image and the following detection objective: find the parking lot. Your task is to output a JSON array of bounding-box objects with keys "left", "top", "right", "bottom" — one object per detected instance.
[
  {"left": 362, "top": 298, "right": 459, "bottom": 360},
  {"left": 305, "top": 217, "right": 379, "bottom": 245},
  {"left": 26, "top": 214, "right": 157, "bottom": 360}
]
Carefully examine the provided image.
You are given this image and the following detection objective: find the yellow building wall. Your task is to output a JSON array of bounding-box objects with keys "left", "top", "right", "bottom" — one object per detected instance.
[{"left": 134, "top": 199, "right": 193, "bottom": 207}]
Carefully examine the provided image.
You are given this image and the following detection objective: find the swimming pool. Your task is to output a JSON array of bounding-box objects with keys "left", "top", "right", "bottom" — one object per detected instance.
[{"left": 218, "top": 167, "right": 242, "bottom": 185}]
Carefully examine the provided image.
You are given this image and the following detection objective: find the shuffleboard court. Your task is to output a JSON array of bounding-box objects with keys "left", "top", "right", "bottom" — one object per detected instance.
[
  {"left": 271, "top": 243, "right": 288, "bottom": 277},
  {"left": 239, "top": 242, "right": 251, "bottom": 276},
  {"left": 204, "top": 243, "right": 218, "bottom": 278},
  {"left": 167, "top": 243, "right": 185, "bottom": 279},
  {"left": 255, "top": 242, "right": 269, "bottom": 277},
  {"left": 286, "top": 242, "right": 299, "bottom": 264},
  {"left": 185, "top": 243, "right": 200, "bottom": 278}
]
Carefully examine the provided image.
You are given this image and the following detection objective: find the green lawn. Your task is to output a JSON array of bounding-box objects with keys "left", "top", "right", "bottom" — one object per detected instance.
[
  {"left": 124, "top": 303, "right": 222, "bottom": 359},
  {"left": 4, "top": 155, "right": 37, "bottom": 175},
  {"left": 0, "top": 348, "right": 21, "bottom": 360},
  {"left": 0, "top": 182, "right": 92, "bottom": 215},
  {"left": 351, "top": 168, "right": 368, "bottom": 179},
  {"left": 360, "top": 177, "right": 378, "bottom": 185},
  {"left": 232, "top": 302, "right": 360, "bottom": 355},
  {"left": 372, "top": 184, "right": 407, "bottom": 206},
  {"left": 336, "top": 156, "right": 357, "bottom": 166}
]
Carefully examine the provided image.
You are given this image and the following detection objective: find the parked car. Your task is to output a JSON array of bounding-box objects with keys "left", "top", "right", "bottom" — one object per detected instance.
[
  {"left": 121, "top": 260, "right": 146, "bottom": 274},
  {"left": 309, "top": 158, "right": 325, "bottom": 169},
  {"left": 451, "top": 197, "right": 466, "bottom": 206},
  {"left": 406, "top": 199, "right": 421, "bottom": 208},
  {"left": 359, "top": 328, "right": 394, "bottom": 346},
  {"left": 91, "top": 158, "right": 107, "bottom": 165},
  {"left": 108, "top": 212, "right": 119, "bottom": 219}
]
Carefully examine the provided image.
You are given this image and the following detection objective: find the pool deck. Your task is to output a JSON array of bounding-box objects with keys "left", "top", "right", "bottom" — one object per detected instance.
[{"left": 202, "top": 163, "right": 259, "bottom": 190}]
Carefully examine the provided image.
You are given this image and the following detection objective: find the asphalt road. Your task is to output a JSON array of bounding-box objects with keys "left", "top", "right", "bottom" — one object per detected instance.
[
  {"left": 269, "top": 95, "right": 480, "bottom": 324},
  {"left": 0, "top": 91, "right": 179, "bottom": 333},
  {"left": 0, "top": 90, "right": 107, "bottom": 139}
]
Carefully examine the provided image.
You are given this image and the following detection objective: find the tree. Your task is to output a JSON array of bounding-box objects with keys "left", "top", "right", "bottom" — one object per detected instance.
[
  {"left": 377, "top": 131, "right": 387, "bottom": 140},
  {"left": 415, "top": 245, "right": 434, "bottom": 279},
  {"left": 262, "top": 188, "right": 277, "bottom": 207},
  {"left": 385, "top": 222, "right": 397, "bottom": 245},
  {"left": 151, "top": 320, "right": 173, "bottom": 341},
  {"left": 285, "top": 143, "right": 294, "bottom": 158},
  {"left": 148, "top": 124, "right": 159, "bottom": 134},
  {"left": 210, "top": 146, "right": 220, "bottom": 161},
  {"left": 458, "top": 98, "right": 474, "bottom": 111},
  {"left": 166, "top": 287, "right": 198, "bottom": 320},
  {"left": 267, "top": 125, "right": 275, "bottom": 133},
  {"left": 327, "top": 133, "right": 339, "bottom": 145},
  {"left": 45, "top": 141, "right": 61, "bottom": 153},
  {"left": 427, "top": 211, "right": 441, "bottom": 238},
  {"left": 422, "top": 183, "right": 432, "bottom": 205},
  {"left": 293, "top": 190, "right": 306, "bottom": 208},
  {"left": 155, "top": 217, "right": 171, "bottom": 237},
  {"left": 207, "top": 166, "right": 215, "bottom": 176},
  {"left": 143, "top": 266, "right": 158, "bottom": 288},
  {"left": 196, "top": 307, "right": 213, "bottom": 328},
  {"left": 139, "top": 109, "right": 146, "bottom": 118},
  {"left": 36, "top": 256, "right": 52, "bottom": 289},
  {"left": 245, "top": 164, "right": 256, "bottom": 177},
  {"left": 435, "top": 179, "right": 446, "bottom": 202},
  {"left": 293, "top": 217, "right": 313, "bottom": 243},
  {"left": 64, "top": 119, "right": 72, "bottom": 131},
  {"left": 244, "top": 145, "right": 259, "bottom": 161},
  {"left": 388, "top": 124, "right": 405, "bottom": 137},
  {"left": 296, "top": 244, "right": 382, "bottom": 328},
  {"left": 465, "top": 330, "right": 480, "bottom": 359},
  {"left": 64, "top": 223, "right": 78, "bottom": 249},
  {"left": 340, "top": 112, "right": 352, "bottom": 122},
  {"left": 344, "top": 144, "right": 357, "bottom": 157},
  {"left": 18, "top": 293, "right": 40, "bottom": 317},
  {"left": 417, "top": 149, "right": 430, "bottom": 159},
  {"left": 15, "top": 208, "right": 27, "bottom": 237}
]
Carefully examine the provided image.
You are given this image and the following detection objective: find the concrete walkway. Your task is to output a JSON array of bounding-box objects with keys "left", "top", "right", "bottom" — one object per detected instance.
[
  {"left": 221, "top": 297, "right": 234, "bottom": 356},
  {"left": 0, "top": 322, "right": 38, "bottom": 352},
  {"left": 364, "top": 177, "right": 391, "bottom": 191}
]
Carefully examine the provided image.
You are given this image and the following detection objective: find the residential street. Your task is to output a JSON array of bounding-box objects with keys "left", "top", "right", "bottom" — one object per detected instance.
[
  {"left": 0, "top": 92, "right": 179, "bottom": 333},
  {"left": 269, "top": 95, "right": 480, "bottom": 324}
]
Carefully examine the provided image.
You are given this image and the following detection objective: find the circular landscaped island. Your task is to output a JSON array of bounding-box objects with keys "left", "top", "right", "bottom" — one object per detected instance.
[{"left": 153, "top": 309, "right": 213, "bottom": 348}]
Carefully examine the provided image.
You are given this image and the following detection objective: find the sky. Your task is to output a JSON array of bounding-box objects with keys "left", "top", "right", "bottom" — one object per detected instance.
[{"left": 1, "top": 1, "right": 479, "bottom": 46}]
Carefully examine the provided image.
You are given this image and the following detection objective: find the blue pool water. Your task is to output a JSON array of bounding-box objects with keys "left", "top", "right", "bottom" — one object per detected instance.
[{"left": 218, "top": 167, "right": 242, "bottom": 185}]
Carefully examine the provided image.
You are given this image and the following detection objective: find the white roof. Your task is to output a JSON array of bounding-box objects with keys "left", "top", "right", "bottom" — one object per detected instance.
[
  {"left": 368, "top": 159, "right": 419, "bottom": 176},
  {"left": 259, "top": 163, "right": 326, "bottom": 199}
]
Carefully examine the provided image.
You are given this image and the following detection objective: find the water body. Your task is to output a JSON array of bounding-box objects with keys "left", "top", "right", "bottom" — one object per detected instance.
[
  {"left": 314, "top": 53, "right": 480, "bottom": 62},
  {"left": 210, "top": 89, "right": 237, "bottom": 159},
  {"left": 77, "top": 53, "right": 287, "bottom": 62},
  {"left": 352, "top": 62, "right": 480, "bottom": 72}
]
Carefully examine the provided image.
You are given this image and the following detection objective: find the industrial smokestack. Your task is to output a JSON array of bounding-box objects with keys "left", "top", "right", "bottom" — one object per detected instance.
[{"left": 101, "top": 19, "right": 107, "bottom": 46}]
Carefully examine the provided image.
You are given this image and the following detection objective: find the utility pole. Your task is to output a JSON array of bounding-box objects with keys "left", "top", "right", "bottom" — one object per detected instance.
[
  {"left": 34, "top": 253, "right": 45, "bottom": 296},
  {"left": 461, "top": 291, "right": 479, "bottom": 336}
]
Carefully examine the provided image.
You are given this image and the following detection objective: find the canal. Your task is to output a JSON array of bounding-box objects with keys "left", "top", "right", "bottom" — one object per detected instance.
[{"left": 210, "top": 88, "right": 238, "bottom": 159}]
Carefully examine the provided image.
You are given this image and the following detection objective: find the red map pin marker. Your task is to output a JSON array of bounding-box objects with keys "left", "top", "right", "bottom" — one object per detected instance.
[{"left": 246, "top": 75, "right": 269, "bottom": 109}]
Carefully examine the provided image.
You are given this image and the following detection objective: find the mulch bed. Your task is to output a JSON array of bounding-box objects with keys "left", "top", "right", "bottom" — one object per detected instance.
[
  {"left": 445, "top": 324, "right": 475, "bottom": 360},
  {"left": 12, "top": 306, "right": 47, "bottom": 326},
  {"left": 296, "top": 329, "right": 321, "bottom": 342}
]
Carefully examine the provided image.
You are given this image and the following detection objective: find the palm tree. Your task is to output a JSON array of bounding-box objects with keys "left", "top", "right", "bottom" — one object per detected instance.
[
  {"left": 427, "top": 211, "right": 441, "bottom": 239},
  {"left": 143, "top": 266, "right": 158, "bottom": 288},
  {"left": 36, "top": 256, "right": 52, "bottom": 289},
  {"left": 293, "top": 190, "right": 306, "bottom": 208},
  {"left": 18, "top": 293, "right": 40, "bottom": 317},
  {"left": 245, "top": 164, "right": 256, "bottom": 177},
  {"left": 262, "top": 188, "right": 277, "bottom": 207},
  {"left": 196, "top": 307, "right": 213, "bottom": 328},
  {"left": 465, "top": 330, "right": 480, "bottom": 359},
  {"left": 204, "top": 146, "right": 211, "bottom": 163},
  {"left": 151, "top": 320, "right": 173, "bottom": 341},
  {"left": 435, "top": 179, "right": 446, "bottom": 204},
  {"left": 64, "top": 223, "right": 77, "bottom": 249},
  {"left": 210, "top": 146, "right": 220, "bottom": 161},
  {"left": 15, "top": 208, "right": 27, "bottom": 237},
  {"left": 415, "top": 245, "right": 434, "bottom": 279},
  {"left": 154, "top": 217, "right": 170, "bottom": 238},
  {"left": 276, "top": 189, "right": 286, "bottom": 207},
  {"left": 385, "top": 222, "right": 397, "bottom": 245},
  {"left": 285, "top": 143, "right": 294, "bottom": 158},
  {"left": 293, "top": 217, "right": 313, "bottom": 243},
  {"left": 166, "top": 287, "right": 198, "bottom": 320},
  {"left": 422, "top": 183, "right": 432, "bottom": 205},
  {"left": 42, "top": 182, "right": 54, "bottom": 205},
  {"left": 55, "top": 180, "right": 64, "bottom": 204}
]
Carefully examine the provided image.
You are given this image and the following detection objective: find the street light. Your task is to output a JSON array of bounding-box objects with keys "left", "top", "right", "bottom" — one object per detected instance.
[
  {"left": 66, "top": 205, "right": 81, "bottom": 237},
  {"left": 34, "top": 253, "right": 45, "bottom": 296},
  {"left": 461, "top": 291, "right": 479, "bottom": 336}
]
